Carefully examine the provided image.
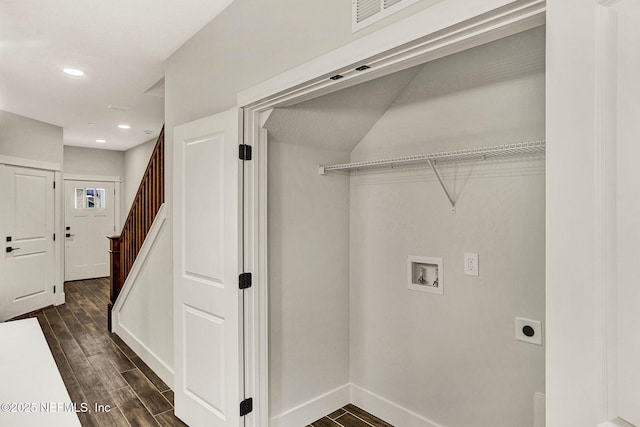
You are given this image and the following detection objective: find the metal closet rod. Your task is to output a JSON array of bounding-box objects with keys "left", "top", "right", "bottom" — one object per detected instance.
[{"left": 318, "top": 140, "right": 546, "bottom": 213}]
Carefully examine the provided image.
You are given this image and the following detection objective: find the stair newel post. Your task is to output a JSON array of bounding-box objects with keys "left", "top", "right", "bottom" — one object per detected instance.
[{"left": 107, "top": 235, "right": 122, "bottom": 332}]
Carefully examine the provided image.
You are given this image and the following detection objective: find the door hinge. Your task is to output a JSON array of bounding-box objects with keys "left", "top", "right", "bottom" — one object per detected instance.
[
  {"left": 53, "top": 181, "right": 56, "bottom": 189},
  {"left": 53, "top": 285, "right": 56, "bottom": 294},
  {"left": 239, "top": 144, "right": 252, "bottom": 161},
  {"left": 239, "top": 272, "right": 252, "bottom": 289},
  {"left": 53, "top": 233, "right": 56, "bottom": 241},
  {"left": 240, "top": 397, "right": 253, "bottom": 416}
]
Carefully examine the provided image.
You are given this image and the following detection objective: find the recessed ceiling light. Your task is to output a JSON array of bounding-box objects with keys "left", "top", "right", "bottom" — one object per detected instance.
[
  {"left": 96, "top": 139, "right": 107, "bottom": 143},
  {"left": 118, "top": 124, "right": 131, "bottom": 129},
  {"left": 63, "top": 68, "right": 85, "bottom": 76}
]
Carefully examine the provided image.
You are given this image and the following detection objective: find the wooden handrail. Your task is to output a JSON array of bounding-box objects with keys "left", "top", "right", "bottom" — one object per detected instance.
[{"left": 108, "top": 127, "right": 164, "bottom": 330}]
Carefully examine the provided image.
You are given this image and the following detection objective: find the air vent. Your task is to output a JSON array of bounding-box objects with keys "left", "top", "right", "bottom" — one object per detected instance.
[
  {"left": 384, "top": 0, "right": 403, "bottom": 7},
  {"left": 355, "top": 0, "right": 381, "bottom": 23},
  {"left": 352, "top": 0, "right": 421, "bottom": 32}
]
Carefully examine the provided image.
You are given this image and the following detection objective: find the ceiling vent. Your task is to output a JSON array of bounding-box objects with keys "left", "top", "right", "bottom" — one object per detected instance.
[{"left": 352, "top": 0, "right": 421, "bottom": 32}]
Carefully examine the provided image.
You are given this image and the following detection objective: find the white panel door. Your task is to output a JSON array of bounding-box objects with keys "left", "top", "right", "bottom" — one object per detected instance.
[
  {"left": 173, "top": 109, "right": 243, "bottom": 427},
  {"left": 64, "top": 180, "right": 115, "bottom": 281},
  {"left": 0, "top": 165, "right": 55, "bottom": 321}
]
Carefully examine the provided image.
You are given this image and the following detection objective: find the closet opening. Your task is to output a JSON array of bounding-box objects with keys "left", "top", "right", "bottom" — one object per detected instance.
[{"left": 252, "top": 24, "right": 545, "bottom": 427}]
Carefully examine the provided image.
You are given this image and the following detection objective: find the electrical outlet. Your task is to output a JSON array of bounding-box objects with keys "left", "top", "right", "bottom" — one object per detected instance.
[
  {"left": 464, "top": 252, "right": 478, "bottom": 276},
  {"left": 515, "top": 317, "right": 543, "bottom": 346}
]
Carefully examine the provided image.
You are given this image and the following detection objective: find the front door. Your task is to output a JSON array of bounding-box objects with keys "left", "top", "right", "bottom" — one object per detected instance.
[
  {"left": 64, "top": 180, "right": 116, "bottom": 281},
  {"left": 173, "top": 109, "right": 243, "bottom": 427},
  {"left": 0, "top": 165, "right": 55, "bottom": 321}
]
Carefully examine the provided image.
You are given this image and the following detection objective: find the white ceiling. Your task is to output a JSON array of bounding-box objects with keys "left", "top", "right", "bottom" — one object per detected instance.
[{"left": 0, "top": 0, "right": 234, "bottom": 151}]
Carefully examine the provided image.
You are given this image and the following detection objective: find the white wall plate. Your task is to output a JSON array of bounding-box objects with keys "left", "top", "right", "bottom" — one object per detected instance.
[{"left": 515, "top": 317, "right": 543, "bottom": 346}]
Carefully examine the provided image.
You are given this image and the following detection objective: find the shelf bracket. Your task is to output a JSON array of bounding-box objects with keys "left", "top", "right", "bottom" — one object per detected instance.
[{"left": 426, "top": 158, "right": 456, "bottom": 213}]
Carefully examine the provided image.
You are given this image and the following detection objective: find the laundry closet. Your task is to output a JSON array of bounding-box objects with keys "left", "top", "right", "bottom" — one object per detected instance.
[{"left": 263, "top": 26, "right": 545, "bottom": 427}]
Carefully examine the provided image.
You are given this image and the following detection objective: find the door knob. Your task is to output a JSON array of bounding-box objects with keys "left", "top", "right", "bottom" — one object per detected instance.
[
  {"left": 5, "top": 247, "right": 20, "bottom": 253},
  {"left": 66, "top": 233, "right": 75, "bottom": 238}
]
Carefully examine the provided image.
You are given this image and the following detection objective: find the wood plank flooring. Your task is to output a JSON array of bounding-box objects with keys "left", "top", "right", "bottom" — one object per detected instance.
[
  {"left": 309, "top": 404, "right": 394, "bottom": 427},
  {"left": 10, "top": 278, "right": 186, "bottom": 427},
  {"left": 10, "top": 278, "right": 393, "bottom": 427}
]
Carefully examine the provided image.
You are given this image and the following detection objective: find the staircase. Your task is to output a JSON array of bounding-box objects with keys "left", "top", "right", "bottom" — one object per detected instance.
[{"left": 107, "top": 127, "right": 164, "bottom": 330}]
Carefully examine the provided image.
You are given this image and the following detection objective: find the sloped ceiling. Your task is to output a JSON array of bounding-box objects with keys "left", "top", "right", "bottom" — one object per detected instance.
[
  {"left": 352, "top": 26, "right": 546, "bottom": 160},
  {"left": 264, "top": 26, "right": 545, "bottom": 156},
  {"left": 263, "top": 65, "right": 422, "bottom": 152}
]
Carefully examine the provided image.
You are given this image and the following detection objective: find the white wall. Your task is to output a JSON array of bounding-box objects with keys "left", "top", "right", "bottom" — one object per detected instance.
[
  {"left": 63, "top": 145, "right": 126, "bottom": 221},
  {"left": 63, "top": 145, "right": 125, "bottom": 177},
  {"left": 267, "top": 141, "right": 351, "bottom": 418},
  {"left": 349, "top": 29, "right": 545, "bottom": 427},
  {"left": 0, "top": 110, "right": 63, "bottom": 166},
  {"left": 124, "top": 138, "right": 156, "bottom": 213},
  {"left": 112, "top": 207, "right": 174, "bottom": 387}
]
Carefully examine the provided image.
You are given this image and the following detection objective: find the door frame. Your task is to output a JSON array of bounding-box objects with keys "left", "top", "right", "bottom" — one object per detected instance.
[
  {"left": 0, "top": 156, "right": 64, "bottom": 311},
  {"left": 238, "top": 1, "right": 546, "bottom": 425}
]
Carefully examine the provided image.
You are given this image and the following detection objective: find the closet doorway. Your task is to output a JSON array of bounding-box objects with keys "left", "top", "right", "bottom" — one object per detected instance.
[{"left": 243, "top": 15, "right": 546, "bottom": 427}]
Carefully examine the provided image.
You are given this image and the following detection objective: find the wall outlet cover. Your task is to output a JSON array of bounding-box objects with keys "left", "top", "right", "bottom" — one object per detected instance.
[
  {"left": 515, "top": 317, "right": 543, "bottom": 345},
  {"left": 464, "top": 252, "right": 479, "bottom": 276}
]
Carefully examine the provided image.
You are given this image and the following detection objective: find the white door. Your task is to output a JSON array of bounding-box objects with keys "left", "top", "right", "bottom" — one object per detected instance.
[
  {"left": 0, "top": 165, "right": 55, "bottom": 321},
  {"left": 173, "top": 109, "right": 243, "bottom": 427},
  {"left": 64, "top": 180, "right": 115, "bottom": 281}
]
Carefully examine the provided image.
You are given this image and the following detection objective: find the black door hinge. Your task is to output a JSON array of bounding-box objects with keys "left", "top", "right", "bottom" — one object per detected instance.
[
  {"left": 53, "top": 233, "right": 56, "bottom": 241},
  {"left": 239, "top": 144, "right": 252, "bottom": 161},
  {"left": 239, "top": 272, "right": 252, "bottom": 289},
  {"left": 240, "top": 397, "right": 253, "bottom": 416},
  {"left": 53, "top": 182, "right": 56, "bottom": 189},
  {"left": 53, "top": 285, "right": 56, "bottom": 294}
]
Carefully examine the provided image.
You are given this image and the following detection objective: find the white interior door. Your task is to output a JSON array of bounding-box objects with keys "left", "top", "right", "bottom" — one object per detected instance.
[
  {"left": 0, "top": 165, "right": 55, "bottom": 321},
  {"left": 64, "top": 180, "right": 115, "bottom": 281},
  {"left": 173, "top": 109, "right": 243, "bottom": 427}
]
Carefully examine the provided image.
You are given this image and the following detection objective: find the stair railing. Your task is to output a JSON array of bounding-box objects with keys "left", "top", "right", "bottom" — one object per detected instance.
[{"left": 108, "top": 127, "right": 164, "bottom": 330}]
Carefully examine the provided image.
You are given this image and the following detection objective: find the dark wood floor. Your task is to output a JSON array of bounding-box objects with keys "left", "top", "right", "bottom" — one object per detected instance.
[
  {"left": 11, "top": 278, "right": 392, "bottom": 427},
  {"left": 310, "top": 404, "right": 394, "bottom": 427},
  {"left": 11, "top": 278, "right": 186, "bottom": 427}
]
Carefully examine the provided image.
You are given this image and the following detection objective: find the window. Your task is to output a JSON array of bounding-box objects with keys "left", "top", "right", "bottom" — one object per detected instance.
[{"left": 74, "top": 188, "right": 106, "bottom": 209}]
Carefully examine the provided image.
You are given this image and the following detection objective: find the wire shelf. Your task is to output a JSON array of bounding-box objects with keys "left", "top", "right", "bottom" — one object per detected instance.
[{"left": 318, "top": 140, "right": 545, "bottom": 175}]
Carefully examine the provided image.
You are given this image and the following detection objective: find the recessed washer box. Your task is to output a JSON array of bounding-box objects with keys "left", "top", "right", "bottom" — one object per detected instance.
[{"left": 408, "top": 256, "right": 443, "bottom": 295}]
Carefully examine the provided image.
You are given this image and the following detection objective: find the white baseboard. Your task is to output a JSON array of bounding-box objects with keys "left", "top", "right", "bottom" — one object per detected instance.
[
  {"left": 350, "top": 383, "right": 442, "bottom": 427},
  {"left": 598, "top": 419, "right": 636, "bottom": 427},
  {"left": 270, "top": 384, "right": 350, "bottom": 427},
  {"left": 112, "top": 321, "right": 174, "bottom": 389},
  {"left": 270, "top": 383, "right": 443, "bottom": 427}
]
